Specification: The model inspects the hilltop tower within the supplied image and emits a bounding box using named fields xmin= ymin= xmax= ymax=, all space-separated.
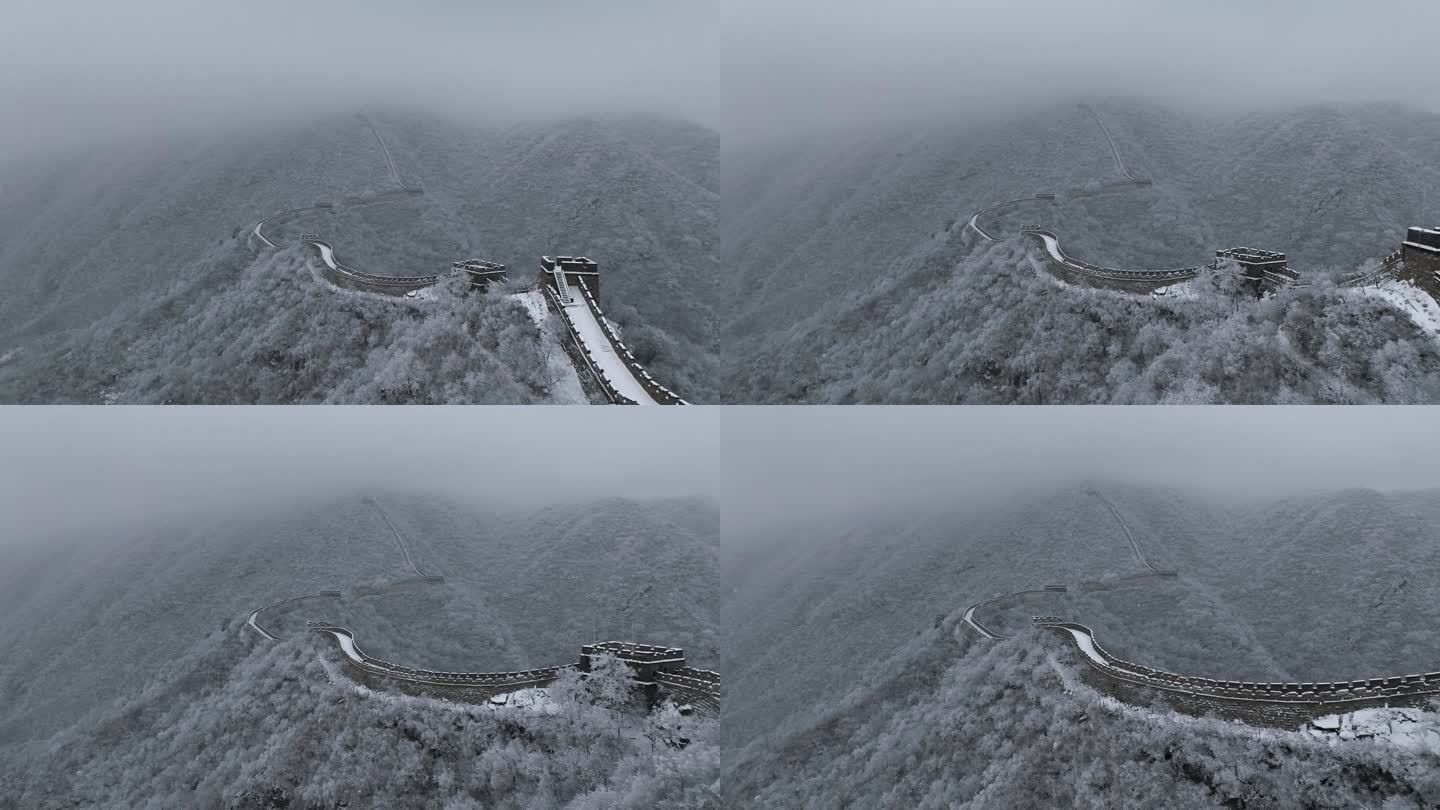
xmin=540 ymin=256 xmax=600 ymax=301
xmin=579 ymin=642 xmax=686 ymax=707
xmin=453 ymin=259 xmax=508 ymax=290
xmin=1216 ymin=247 xmax=1299 ymax=294
xmin=1400 ymin=226 xmax=1440 ymax=295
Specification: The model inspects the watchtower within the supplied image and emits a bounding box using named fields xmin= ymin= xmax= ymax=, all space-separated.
xmin=579 ymin=642 xmax=686 ymax=680
xmin=1401 ymin=226 xmax=1440 ymax=295
xmin=1216 ymin=247 xmax=1299 ymax=294
xmin=453 ymin=259 xmax=508 ymax=290
xmin=579 ymin=641 xmax=686 ymax=706
xmin=540 ymin=255 xmax=600 ymax=300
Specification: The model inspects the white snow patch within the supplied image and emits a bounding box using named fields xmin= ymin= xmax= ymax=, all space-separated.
xmin=967 ymin=211 xmax=996 ymax=241
xmin=565 ymin=297 xmax=658 ymax=404
xmin=510 ymin=290 xmax=589 ymax=404
xmin=486 ymin=687 xmax=562 ymax=716
xmin=1357 ymin=280 xmax=1440 ymax=338
xmin=1062 ymin=627 xmax=1106 ymax=667
xmin=1151 ymin=281 xmax=1198 ymax=301
xmin=328 ymin=630 xmax=364 ymax=664
xmin=1304 ymin=707 xmax=1440 ymax=752
xmin=513 ymin=290 xmax=549 ymax=326
xmin=253 ymin=219 xmax=278 ymax=248
xmin=313 ymin=241 xmax=339 ymax=269
xmin=0 ymin=349 xmax=17 ymax=365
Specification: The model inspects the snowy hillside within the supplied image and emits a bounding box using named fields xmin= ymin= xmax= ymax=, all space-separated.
xmin=0 ymin=111 xmax=717 ymax=403
xmin=726 ymin=628 xmax=1439 ymax=808
xmin=0 ymin=631 xmax=719 ymax=809
xmin=722 ymin=100 xmax=1440 ymax=403
xmin=724 ymin=484 xmax=1440 ymax=764
xmin=0 ymin=493 xmax=718 ymax=751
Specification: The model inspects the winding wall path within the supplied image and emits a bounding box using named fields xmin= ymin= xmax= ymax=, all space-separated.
xmin=1080 ymin=103 xmax=1144 ymax=183
xmin=959 ymin=493 xmax=1435 ymax=728
xmin=303 ymin=239 xmax=441 ymax=296
xmin=364 ymin=497 xmax=440 ymax=580
xmin=1096 ymin=493 xmax=1173 ymax=575
xmin=540 ymin=278 xmax=687 ymax=405
xmin=245 ymin=116 xmax=688 ymax=403
xmin=962 ymin=105 xmax=1409 ymax=297
xmin=243 ymin=498 xmax=716 ymax=713
xmin=358 ymin=114 xmax=423 ymax=193
xmin=1039 ymin=620 xmax=1440 ymax=728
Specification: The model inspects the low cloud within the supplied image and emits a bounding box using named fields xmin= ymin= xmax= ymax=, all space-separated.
xmin=0 ymin=406 xmax=718 ymax=546
xmin=725 ymin=0 xmax=1440 ymax=140
xmin=723 ymin=407 xmax=1440 ymax=539
xmin=0 ymin=0 xmax=716 ymax=160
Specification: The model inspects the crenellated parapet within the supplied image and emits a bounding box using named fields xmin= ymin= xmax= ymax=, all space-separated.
xmin=541 ymin=256 xmax=601 ymax=301
xmin=1399 ymin=226 xmax=1440 ymax=297
xmin=1035 ymin=619 xmax=1440 ymax=728
xmin=540 ymin=283 xmax=640 ymax=404
xmin=453 ymin=259 xmax=508 ymax=290
xmin=1340 ymin=249 xmax=1405 ymax=288
xmin=655 ymin=667 xmax=721 ymax=715
xmin=573 ymin=281 xmax=687 ymax=404
xmin=303 ymin=238 xmax=445 ymax=296
xmin=306 ymin=624 xmax=718 ymax=713
xmin=1021 ymin=226 xmax=1205 ymax=294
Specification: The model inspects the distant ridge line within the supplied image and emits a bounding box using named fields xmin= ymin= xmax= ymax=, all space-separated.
xmin=959 ymin=493 xmax=1432 ymax=727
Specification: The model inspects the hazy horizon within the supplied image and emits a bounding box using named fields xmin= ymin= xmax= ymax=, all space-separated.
xmin=723 ymin=407 xmax=1440 ymax=542
xmin=725 ymin=0 xmax=1440 ymax=143
xmin=0 ymin=406 xmax=719 ymax=547
xmin=0 ymin=0 xmax=717 ymax=163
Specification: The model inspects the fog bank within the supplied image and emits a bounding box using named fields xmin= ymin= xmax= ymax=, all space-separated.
xmin=0 ymin=406 xmax=718 ymax=545
xmin=723 ymin=407 xmax=1440 ymax=539
xmin=726 ymin=0 xmax=1440 ymax=141
xmin=0 ymin=0 xmax=715 ymax=161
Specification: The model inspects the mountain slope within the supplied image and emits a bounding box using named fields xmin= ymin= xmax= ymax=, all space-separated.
xmin=0 ymin=493 xmax=718 ymax=749
xmin=726 ymin=627 xmax=1440 ymax=808
xmin=722 ymin=100 xmax=1440 ymax=403
xmin=0 ymin=631 xmax=719 ymax=809
xmin=724 ymin=484 xmax=1440 ymax=759
xmin=304 ymin=494 xmax=721 ymax=672
xmin=721 ymin=235 xmax=1440 ymax=403
xmin=0 ymin=111 xmax=717 ymax=402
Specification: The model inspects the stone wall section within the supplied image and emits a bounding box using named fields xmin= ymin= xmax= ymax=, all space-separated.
xmin=574 ymin=280 xmax=687 ymax=404
xmin=1041 ymin=622 xmax=1440 ymax=728
xmin=540 ymin=284 xmax=639 ymax=404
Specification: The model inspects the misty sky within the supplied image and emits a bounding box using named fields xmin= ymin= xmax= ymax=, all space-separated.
xmin=0 ymin=407 xmax=717 ymax=545
xmin=727 ymin=0 xmax=1440 ymax=139
xmin=6 ymin=1 xmax=1437 ymax=157
xmin=0 ymin=0 xmax=715 ymax=159
xmin=723 ymin=407 xmax=1440 ymax=538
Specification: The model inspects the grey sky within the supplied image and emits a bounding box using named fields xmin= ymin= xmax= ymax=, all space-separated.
xmin=723 ymin=407 xmax=1440 ymax=539
xmin=0 ymin=0 xmax=715 ymax=159
xmin=726 ymin=0 xmax=1440 ymax=140
xmin=0 ymin=406 xmax=718 ymax=545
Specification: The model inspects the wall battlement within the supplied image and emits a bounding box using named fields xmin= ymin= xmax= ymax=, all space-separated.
xmin=303 ymin=239 xmax=444 ymax=296
xmin=1400 ymin=226 xmax=1440 ymax=297
xmin=307 ymin=624 xmax=718 ymax=713
xmin=1021 ymin=226 xmax=1204 ymax=294
xmin=540 ymin=283 xmax=640 ymax=404
xmin=1037 ymin=620 xmax=1440 ymax=728
xmin=541 ymin=255 xmax=601 ymax=300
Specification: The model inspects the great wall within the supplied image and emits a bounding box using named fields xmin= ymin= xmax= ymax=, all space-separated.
xmin=243 ymin=497 xmax=719 ymax=716
xmin=963 ymin=104 xmax=1440 ymax=302
xmin=248 ymin=114 xmax=687 ymax=405
xmin=959 ymin=492 xmax=1440 ymax=730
